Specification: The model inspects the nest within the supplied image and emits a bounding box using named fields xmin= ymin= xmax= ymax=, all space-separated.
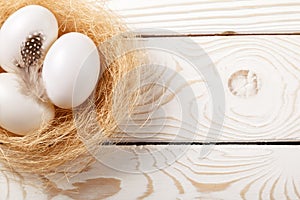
xmin=0 ymin=0 xmax=142 ymax=174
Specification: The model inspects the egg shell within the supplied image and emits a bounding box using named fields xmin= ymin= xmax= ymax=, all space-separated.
xmin=42 ymin=32 xmax=100 ymax=109
xmin=0 ymin=5 xmax=58 ymax=72
xmin=0 ymin=73 xmax=55 ymax=136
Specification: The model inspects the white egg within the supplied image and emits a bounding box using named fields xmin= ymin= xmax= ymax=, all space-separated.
xmin=0 ymin=5 xmax=58 ymax=72
xmin=0 ymin=73 xmax=55 ymax=136
xmin=42 ymin=32 xmax=100 ymax=109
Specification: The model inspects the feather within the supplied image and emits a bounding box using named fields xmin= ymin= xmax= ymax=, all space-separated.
xmin=14 ymin=32 xmax=50 ymax=103
xmin=15 ymin=63 xmax=49 ymax=103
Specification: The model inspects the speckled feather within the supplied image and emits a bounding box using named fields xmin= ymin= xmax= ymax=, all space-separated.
xmin=15 ymin=32 xmax=49 ymax=103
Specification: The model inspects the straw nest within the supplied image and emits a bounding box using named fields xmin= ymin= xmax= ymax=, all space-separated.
xmin=0 ymin=0 xmax=142 ymax=175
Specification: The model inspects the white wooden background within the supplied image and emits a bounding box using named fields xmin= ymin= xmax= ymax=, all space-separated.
xmin=2 ymin=0 xmax=300 ymax=199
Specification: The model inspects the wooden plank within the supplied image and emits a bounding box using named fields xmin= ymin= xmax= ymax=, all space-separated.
xmin=1 ymin=38 xmax=298 ymax=142
xmin=106 ymin=0 xmax=300 ymax=35
xmin=106 ymin=36 xmax=300 ymax=142
xmin=3 ymin=145 xmax=300 ymax=199
xmin=0 ymin=170 xmax=47 ymax=199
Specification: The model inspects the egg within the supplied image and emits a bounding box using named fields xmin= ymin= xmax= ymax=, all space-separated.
xmin=0 ymin=5 xmax=58 ymax=72
xmin=42 ymin=32 xmax=100 ymax=109
xmin=0 ymin=73 xmax=55 ymax=136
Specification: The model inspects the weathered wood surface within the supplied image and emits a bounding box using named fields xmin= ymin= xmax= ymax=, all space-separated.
xmin=2 ymin=36 xmax=300 ymax=200
xmin=2 ymin=1 xmax=300 ymax=199
xmin=109 ymin=36 xmax=300 ymax=142
xmin=2 ymin=145 xmax=300 ymax=200
xmin=106 ymin=0 xmax=300 ymax=35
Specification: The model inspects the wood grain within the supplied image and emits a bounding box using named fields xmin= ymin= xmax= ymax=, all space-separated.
xmin=3 ymin=145 xmax=300 ymax=200
xmin=2 ymin=1 xmax=300 ymax=199
xmin=106 ymin=0 xmax=300 ymax=35
xmin=106 ymin=36 xmax=300 ymax=142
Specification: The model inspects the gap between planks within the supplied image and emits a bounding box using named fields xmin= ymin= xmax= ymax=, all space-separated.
xmin=109 ymin=141 xmax=300 ymax=146
xmin=139 ymin=32 xmax=300 ymax=38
